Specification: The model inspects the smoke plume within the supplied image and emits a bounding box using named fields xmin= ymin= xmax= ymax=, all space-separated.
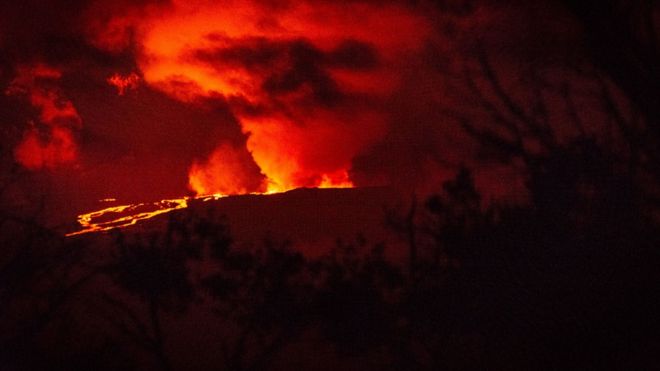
xmin=6 ymin=64 xmax=82 ymax=170
xmin=86 ymin=0 xmax=432 ymax=195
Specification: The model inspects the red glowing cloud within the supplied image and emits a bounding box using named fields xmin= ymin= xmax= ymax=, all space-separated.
xmin=188 ymin=142 xmax=266 ymax=196
xmin=107 ymin=72 xmax=141 ymax=95
xmin=6 ymin=64 xmax=82 ymax=170
xmin=88 ymin=0 xmax=432 ymax=195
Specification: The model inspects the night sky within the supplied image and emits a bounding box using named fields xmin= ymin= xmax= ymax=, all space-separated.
xmin=3 ymin=1 xmax=660 ymax=370
xmin=0 ymin=0 xmax=593 ymax=226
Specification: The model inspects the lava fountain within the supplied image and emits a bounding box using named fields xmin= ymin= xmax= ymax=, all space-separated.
xmin=86 ymin=0 xmax=430 ymax=195
xmin=5 ymin=1 xmax=434 ymax=237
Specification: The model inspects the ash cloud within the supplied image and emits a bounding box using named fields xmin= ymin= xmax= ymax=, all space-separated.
xmin=0 ymin=0 xmax=597 ymax=214
xmin=193 ymin=38 xmax=380 ymax=106
xmin=80 ymin=0 xmax=435 ymax=194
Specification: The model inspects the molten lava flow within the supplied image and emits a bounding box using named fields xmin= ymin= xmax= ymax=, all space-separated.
xmin=64 ymin=1 xmax=435 ymax=237
xmin=66 ymin=194 xmax=231 ymax=237
xmin=66 ymin=182 xmax=366 ymax=237
xmin=66 ymin=198 xmax=189 ymax=236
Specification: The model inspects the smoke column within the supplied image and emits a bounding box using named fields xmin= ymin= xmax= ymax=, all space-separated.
xmin=87 ymin=0 xmax=432 ymax=195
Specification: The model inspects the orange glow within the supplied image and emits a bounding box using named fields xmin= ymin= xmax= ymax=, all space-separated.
xmin=65 ymin=1 xmax=432 ymax=236
xmin=67 ymin=192 xmax=237 ymax=236
xmin=188 ymin=143 xmax=266 ymax=196
xmin=319 ymin=170 xmax=354 ymax=189
xmin=66 ymin=197 xmax=191 ymax=237
xmin=240 ymin=108 xmax=385 ymax=194
xmin=6 ymin=64 xmax=81 ymax=169
xmin=87 ymin=0 xmax=431 ymax=196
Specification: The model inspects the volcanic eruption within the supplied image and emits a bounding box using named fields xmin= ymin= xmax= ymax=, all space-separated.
xmin=5 ymin=0 xmax=445 ymax=235
xmin=87 ymin=0 xmax=431 ymax=196
xmin=2 ymin=0 xmax=527 ymax=235
xmin=6 ymin=1 xmax=660 ymax=370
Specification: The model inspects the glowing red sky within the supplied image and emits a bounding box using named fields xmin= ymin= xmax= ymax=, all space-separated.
xmin=88 ymin=0 xmax=437 ymax=195
xmin=0 ymin=0 xmax=590 ymax=224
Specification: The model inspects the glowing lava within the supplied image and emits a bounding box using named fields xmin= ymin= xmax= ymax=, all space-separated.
xmin=66 ymin=181 xmax=360 ymax=237
xmin=66 ymin=194 xmax=228 ymax=237
xmin=87 ymin=0 xmax=430 ymax=197
xmin=61 ymin=1 xmax=433 ymax=237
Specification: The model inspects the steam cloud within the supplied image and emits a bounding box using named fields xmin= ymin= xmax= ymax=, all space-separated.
xmin=1 ymin=0 xmax=554 ymax=205
xmin=85 ymin=0 xmax=433 ymax=195
xmin=6 ymin=65 xmax=82 ymax=169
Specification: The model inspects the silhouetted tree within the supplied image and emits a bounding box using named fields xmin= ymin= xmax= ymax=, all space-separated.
xmin=0 ymin=182 xmax=107 ymax=370
xmin=94 ymin=211 xmax=210 ymax=371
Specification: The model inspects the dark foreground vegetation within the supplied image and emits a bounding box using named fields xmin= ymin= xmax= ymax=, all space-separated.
xmin=2 ymin=148 xmax=660 ymax=370
xmin=3 ymin=1 xmax=660 ymax=369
